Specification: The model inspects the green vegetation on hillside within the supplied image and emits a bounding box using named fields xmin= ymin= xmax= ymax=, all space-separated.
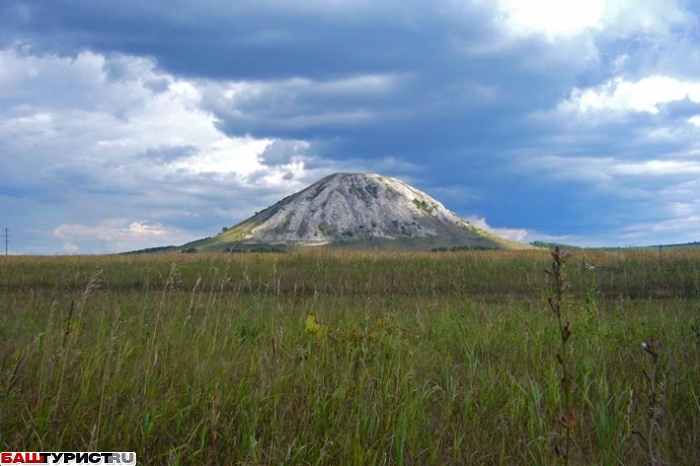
xmin=172 ymin=222 xmax=535 ymax=253
xmin=1 ymin=249 xmax=698 ymax=465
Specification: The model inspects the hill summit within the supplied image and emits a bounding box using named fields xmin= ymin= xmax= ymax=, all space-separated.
xmin=182 ymin=173 xmax=530 ymax=251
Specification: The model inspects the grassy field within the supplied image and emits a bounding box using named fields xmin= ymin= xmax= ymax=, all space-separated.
xmin=0 ymin=249 xmax=699 ymax=465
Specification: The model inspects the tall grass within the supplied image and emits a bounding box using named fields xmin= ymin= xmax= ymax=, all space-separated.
xmin=0 ymin=250 xmax=698 ymax=464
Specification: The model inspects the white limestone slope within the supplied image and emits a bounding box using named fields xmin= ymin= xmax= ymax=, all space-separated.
xmin=244 ymin=172 xmax=477 ymax=245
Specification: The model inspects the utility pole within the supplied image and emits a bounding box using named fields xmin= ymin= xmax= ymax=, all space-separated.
xmin=3 ymin=227 xmax=8 ymax=256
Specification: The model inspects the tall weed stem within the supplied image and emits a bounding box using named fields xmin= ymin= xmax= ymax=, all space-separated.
xmin=546 ymin=247 xmax=576 ymax=464
xmin=639 ymin=338 xmax=665 ymax=466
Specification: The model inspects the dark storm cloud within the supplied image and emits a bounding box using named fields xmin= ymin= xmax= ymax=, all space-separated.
xmin=3 ymin=0 xmax=546 ymax=162
xmin=1 ymin=0 xmax=588 ymax=158
xmin=1 ymin=0 xmax=468 ymax=79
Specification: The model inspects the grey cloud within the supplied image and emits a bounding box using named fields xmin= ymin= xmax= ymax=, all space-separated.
xmin=258 ymin=140 xmax=309 ymax=166
xmin=140 ymin=145 xmax=197 ymax=163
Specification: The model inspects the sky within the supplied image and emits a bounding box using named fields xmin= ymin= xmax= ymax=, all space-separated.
xmin=2 ymin=0 xmax=700 ymax=253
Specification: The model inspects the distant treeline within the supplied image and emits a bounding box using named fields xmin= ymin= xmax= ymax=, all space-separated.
xmin=530 ymin=241 xmax=582 ymax=250
xmin=181 ymin=245 xmax=288 ymax=254
xmin=120 ymin=245 xmax=176 ymax=255
xmin=431 ymin=245 xmax=499 ymax=252
xmin=225 ymin=245 xmax=288 ymax=254
xmin=640 ymin=241 xmax=700 ymax=250
xmin=530 ymin=240 xmax=700 ymax=251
